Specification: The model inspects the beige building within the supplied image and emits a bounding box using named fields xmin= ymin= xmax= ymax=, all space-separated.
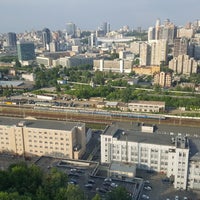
xmin=169 ymin=55 xmax=198 ymax=75
xmin=0 ymin=117 xmax=86 ymax=159
xmin=154 ymin=72 xmax=172 ymax=88
xmin=150 ymin=39 xmax=168 ymax=66
xmin=128 ymin=100 xmax=165 ymax=113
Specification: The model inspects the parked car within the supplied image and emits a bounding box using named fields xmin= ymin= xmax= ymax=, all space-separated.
xmin=144 ymin=186 xmax=152 ymax=191
xmin=88 ymin=179 xmax=95 ymax=184
xmin=142 ymin=194 xmax=150 ymax=199
xmin=104 ymin=178 xmax=112 ymax=182
xmin=85 ymin=184 xmax=93 ymax=189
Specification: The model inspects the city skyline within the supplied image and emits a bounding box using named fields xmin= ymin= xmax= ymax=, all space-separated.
xmin=0 ymin=0 xmax=199 ymax=33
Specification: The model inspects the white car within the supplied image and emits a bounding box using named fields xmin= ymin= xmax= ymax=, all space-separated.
xmin=142 ymin=194 xmax=150 ymax=199
xmin=175 ymin=196 xmax=179 ymax=200
xmin=104 ymin=177 xmax=112 ymax=182
xmin=144 ymin=186 xmax=152 ymax=191
xmin=110 ymin=182 xmax=118 ymax=188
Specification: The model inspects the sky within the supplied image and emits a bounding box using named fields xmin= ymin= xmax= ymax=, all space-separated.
xmin=0 ymin=0 xmax=199 ymax=33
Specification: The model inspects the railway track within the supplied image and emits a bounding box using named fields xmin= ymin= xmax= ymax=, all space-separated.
xmin=0 ymin=105 xmax=200 ymax=127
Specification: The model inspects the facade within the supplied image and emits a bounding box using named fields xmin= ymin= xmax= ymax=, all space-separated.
xmin=140 ymin=42 xmax=151 ymax=66
xmin=153 ymin=72 xmax=172 ymax=88
xmin=42 ymin=28 xmax=51 ymax=51
xmin=169 ymin=55 xmax=198 ymax=75
xmin=100 ymin=123 xmax=200 ymax=190
xmin=150 ymin=39 xmax=168 ymax=66
xmin=93 ymin=59 xmax=133 ymax=73
xmin=0 ymin=117 xmax=86 ymax=160
xmin=173 ymin=38 xmax=188 ymax=58
xmin=128 ymin=100 xmax=165 ymax=113
xmin=17 ymin=41 xmax=35 ymax=63
xmin=66 ymin=22 xmax=76 ymax=37
xmin=6 ymin=32 xmax=17 ymax=47
xmin=58 ymin=56 xmax=93 ymax=68
xmin=132 ymin=65 xmax=160 ymax=76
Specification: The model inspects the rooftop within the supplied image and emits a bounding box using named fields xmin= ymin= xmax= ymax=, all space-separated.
xmin=0 ymin=117 xmax=85 ymax=131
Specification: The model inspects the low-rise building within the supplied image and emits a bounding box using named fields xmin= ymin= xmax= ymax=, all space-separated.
xmin=0 ymin=117 xmax=86 ymax=160
xmin=128 ymin=101 xmax=165 ymax=113
xmin=101 ymin=122 xmax=200 ymax=190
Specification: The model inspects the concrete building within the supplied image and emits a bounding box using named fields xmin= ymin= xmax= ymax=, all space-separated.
xmin=58 ymin=56 xmax=93 ymax=68
xmin=93 ymin=59 xmax=133 ymax=73
xmin=177 ymin=28 xmax=194 ymax=39
xmin=0 ymin=117 xmax=86 ymax=159
xmin=173 ymin=38 xmax=188 ymax=58
xmin=140 ymin=42 xmax=151 ymax=66
xmin=101 ymin=122 xmax=200 ymax=190
xmin=169 ymin=55 xmax=198 ymax=75
xmin=128 ymin=100 xmax=165 ymax=113
xmin=150 ymin=40 xmax=168 ymax=66
xmin=153 ymin=72 xmax=172 ymax=88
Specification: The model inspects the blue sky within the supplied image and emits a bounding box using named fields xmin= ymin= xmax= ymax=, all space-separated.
xmin=0 ymin=0 xmax=199 ymax=33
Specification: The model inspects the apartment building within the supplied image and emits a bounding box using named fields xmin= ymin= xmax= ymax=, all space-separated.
xmin=169 ymin=55 xmax=198 ymax=75
xmin=101 ymin=123 xmax=200 ymax=190
xmin=153 ymin=71 xmax=172 ymax=88
xmin=128 ymin=100 xmax=165 ymax=113
xmin=0 ymin=117 xmax=86 ymax=159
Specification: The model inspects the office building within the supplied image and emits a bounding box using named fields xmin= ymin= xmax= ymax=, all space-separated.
xmin=93 ymin=59 xmax=133 ymax=73
xmin=17 ymin=41 xmax=35 ymax=64
xmin=101 ymin=122 xmax=200 ymax=190
xmin=66 ymin=22 xmax=76 ymax=37
xmin=6 ymin=32 xmax=17 ymax=47
xmin=42 ymin=28 xmax=51 ymax=51
xmin=0 ymin=117 xmax=86 ymax=159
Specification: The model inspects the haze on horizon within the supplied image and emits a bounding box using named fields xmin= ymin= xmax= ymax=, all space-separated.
xmin=0 ymin=0 xmax=199 ymax=33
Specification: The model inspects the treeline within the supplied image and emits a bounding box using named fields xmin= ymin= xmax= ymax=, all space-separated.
xmin=0 ymin=162 xmax=131 ymax=200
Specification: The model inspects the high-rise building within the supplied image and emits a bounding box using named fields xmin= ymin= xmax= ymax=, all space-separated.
xmin=42 ymin=28 xmax=51 ymax=51
xmin=6 ymin=32 xmax=17 ymax=47
xmin=173 ymin=38 xmax=188 ymax=57
xmin=17 ymin=40 xmax=35 ymax=63
xmin=153 ymin=71 xmax=172 ymax=87
xmin=66 ymin=22 xmax=76 ymax=37
xmin=139 ymin=42 xmax=151 ymax=66
xmin=148 ymin=27 xmax=155 ymax=41
xmin=150 ymin=39 xmax=168 ymax=66
xmin=100 ymin=22 xmax=110 ymax=36
xmin=169 ymin=54 xmax=198 ymax=75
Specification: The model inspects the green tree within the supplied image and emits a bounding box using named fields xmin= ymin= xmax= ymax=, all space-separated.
xmin=92 ymin=193 xmax=101 ymax=200
xmin=105 ymin=186 xmax=131 ymax=200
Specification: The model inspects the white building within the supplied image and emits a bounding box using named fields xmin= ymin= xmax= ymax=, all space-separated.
xmin=101 ymin=123 xmax=200 ymax=190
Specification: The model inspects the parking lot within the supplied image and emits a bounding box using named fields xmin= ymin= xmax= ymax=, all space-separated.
xmin=137 ymin=169 xmax=200 ymax=200
xmin=35 ymin=156 xmax=143 ymax=199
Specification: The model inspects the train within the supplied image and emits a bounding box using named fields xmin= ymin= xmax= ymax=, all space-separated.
xmin=33 ymin=105 xmax=166 ymax=120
